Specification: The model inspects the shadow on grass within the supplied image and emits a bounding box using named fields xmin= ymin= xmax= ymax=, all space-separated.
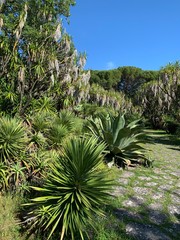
xmin=103 ymin=195 xmax=180 ymax=240
xmin=144 ymin=130 xmax=180 ymax=147
xmin=168 ymin=147 xmax=180 ymax=151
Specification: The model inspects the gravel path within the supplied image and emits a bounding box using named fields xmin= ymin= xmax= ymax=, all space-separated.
xmin=112 ymin=131 xmax=180 ymax=240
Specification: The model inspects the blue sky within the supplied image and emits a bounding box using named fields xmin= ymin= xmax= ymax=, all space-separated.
xmin=64 ymin=0 xmax=180 ymax=71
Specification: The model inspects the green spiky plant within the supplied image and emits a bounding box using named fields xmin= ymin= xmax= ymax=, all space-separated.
xmin=8 ymin=162 xmax=26 ymax=188
xmin=31 ymin=111 xmax=55 ymax=133
xmin=57 ymin=110 xmax=84 ymax=135
xmin=25 ymin=137 xmax=113 ymax=240
xmin=0 ymin=117 xmax=27 ymax=163
xmin=47 ymin=124 xmax=69 ymax=149
xmin=46 ymin=110 xmax=84 ymax=149
xmin=31 ymin=96 xmax=56 ymax=114
xmin=0 ymin=162 xmax=8 ymax=190
xmin=87 ymin=113 xmax=148 ymax=167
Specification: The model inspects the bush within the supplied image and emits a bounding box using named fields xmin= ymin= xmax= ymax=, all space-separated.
xmin=87 ymin=113 xmax=148 ymax=167
xmin=0 ymin=116 xmax=27 ymax=163
xmin=25 ymin=137 xmax=113 ymax=240
xmin=163 ymin=115 xmax=180 ymax=134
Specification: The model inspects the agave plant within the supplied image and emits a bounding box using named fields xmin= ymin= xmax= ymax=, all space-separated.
xmin=87 ymin=113 xmax=147 ymax=167
xmin=0 ymin=117 xmax=27 ymax=163
xmin=25 ymin=137 xmax=112 ymax=240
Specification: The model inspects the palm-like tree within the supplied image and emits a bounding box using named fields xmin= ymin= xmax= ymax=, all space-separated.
xmin=25 ymin=137 xmax=112 ymax=240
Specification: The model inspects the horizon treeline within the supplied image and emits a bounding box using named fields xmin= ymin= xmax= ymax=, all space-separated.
xmin=90 ymin=66 xmax=159 ymax=94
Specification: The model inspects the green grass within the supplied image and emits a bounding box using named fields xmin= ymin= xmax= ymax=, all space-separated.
xmin=89 ymin=130 xmax=180 ymax=240
xmin=0 ymin=194 xmax=22 ymax=240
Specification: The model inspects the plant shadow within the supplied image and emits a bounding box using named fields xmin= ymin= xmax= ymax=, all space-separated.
xmin=145 ymin=130 xmax=180 ymax=147
xmin=103 ymin=195 xmax=180 ymax=240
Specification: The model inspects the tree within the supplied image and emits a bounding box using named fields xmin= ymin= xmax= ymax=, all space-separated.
xmin=118 ymin=66 xmax=158 ymax=96
xmin=159 ymin=62 xmax=180 ymax=112
xmin=90 ymin=69 xmax=121 ymax=90
xmin=0 ymin=0 xmax=91 ymax=115
xmin=135 ymin=62 xmax=180 ymax=128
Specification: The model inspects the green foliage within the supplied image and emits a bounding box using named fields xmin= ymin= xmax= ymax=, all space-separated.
xmin=87 ymin=113 xmax=147 ymax=167
xmin=31 ymin=96 xmax=56 ymax=114
xmin=90 ymin=67 xmax=158 ymax=95
xmin=90 ymin=69 xmax=121 ymax=90
xmin=135 ymin=62 xmax=180 ymax=128
xmin=29 ymin=131 xmax=47 ymax=148
xmin=0 ymin=117 xmax=27 ymax=163
xmin=163 ymin=115 xmax=180 ymax=134
xmin=25 ymin=137 xmax=112 ymax=240
xmin=31 ymin=111 xmax=54 ymax=133
xmin=118 ymin=66 xmax=158 ymax=95
xmin=47 ymin=123 xmax=69 ymax=149
xmin=79 ymin=103 xmax=116 ymax=118
xmin=8 ymin=162 xmax=26 ymax=188
xmin=0 ymin=162 xmax=8 ymax=190
xmin=0 ymin=0 xmax=92 ymax=115
xmin=57 ymin=110 xmax=76 ymax=131
xmin=28 ymin=150 xmax=54 ymax=179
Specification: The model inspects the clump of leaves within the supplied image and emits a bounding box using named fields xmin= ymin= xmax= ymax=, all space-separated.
xmin=25 ymin=137 xmax=113 ymax=240
xmin=0 ymin=117 xmax=27 ymax=163
xmin=87 ymin=113 xmax=148 ymax=167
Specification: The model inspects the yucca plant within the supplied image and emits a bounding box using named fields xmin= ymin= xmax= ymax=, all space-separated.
xmin=29 ymin=150 xmax=53 ymax=178
xmin=87 ymin=113 xmax=147 ymax=167
xmin=57 ymin=110 xmax=75 ymax=131
xmin=8 ymin=162 xmax=26 ymax=188
xmin=31 ymin=96 xmax=56 ymax=114
xmin=47 ymin=124 xmax=69 ymax=149
xmin=29 ymin=131 xmax=47 ymax=149
xmin=25 ymin=137 xmax=113 ymax=240
xmin=0 ymin=117 xmax=27 ymax=163
xmin=57 ymin=110 xmax=84 ymax=135
xmin=31 ymin=111 xmax=54 ymax=133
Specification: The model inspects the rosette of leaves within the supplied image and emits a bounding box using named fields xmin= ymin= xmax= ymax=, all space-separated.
xmin=25 ymin=137 xmax=112 ymax=240
xmin=47 ymin=123 xmax=69 ymax=149
xmin=0 ymin=117 xmax=27 ymax=163
xmin=87 ymin=113 xmax=147 ymax=167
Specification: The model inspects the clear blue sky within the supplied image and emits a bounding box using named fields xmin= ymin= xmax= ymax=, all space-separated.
xmin=64 ymin=0 xmax=180 ymax=71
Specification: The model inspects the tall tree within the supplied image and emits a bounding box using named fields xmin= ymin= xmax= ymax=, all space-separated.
xmin=135 ymin=62 xmax=180 ymax=127
xmin=0 ymin=0 xmax=91 ymax=115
